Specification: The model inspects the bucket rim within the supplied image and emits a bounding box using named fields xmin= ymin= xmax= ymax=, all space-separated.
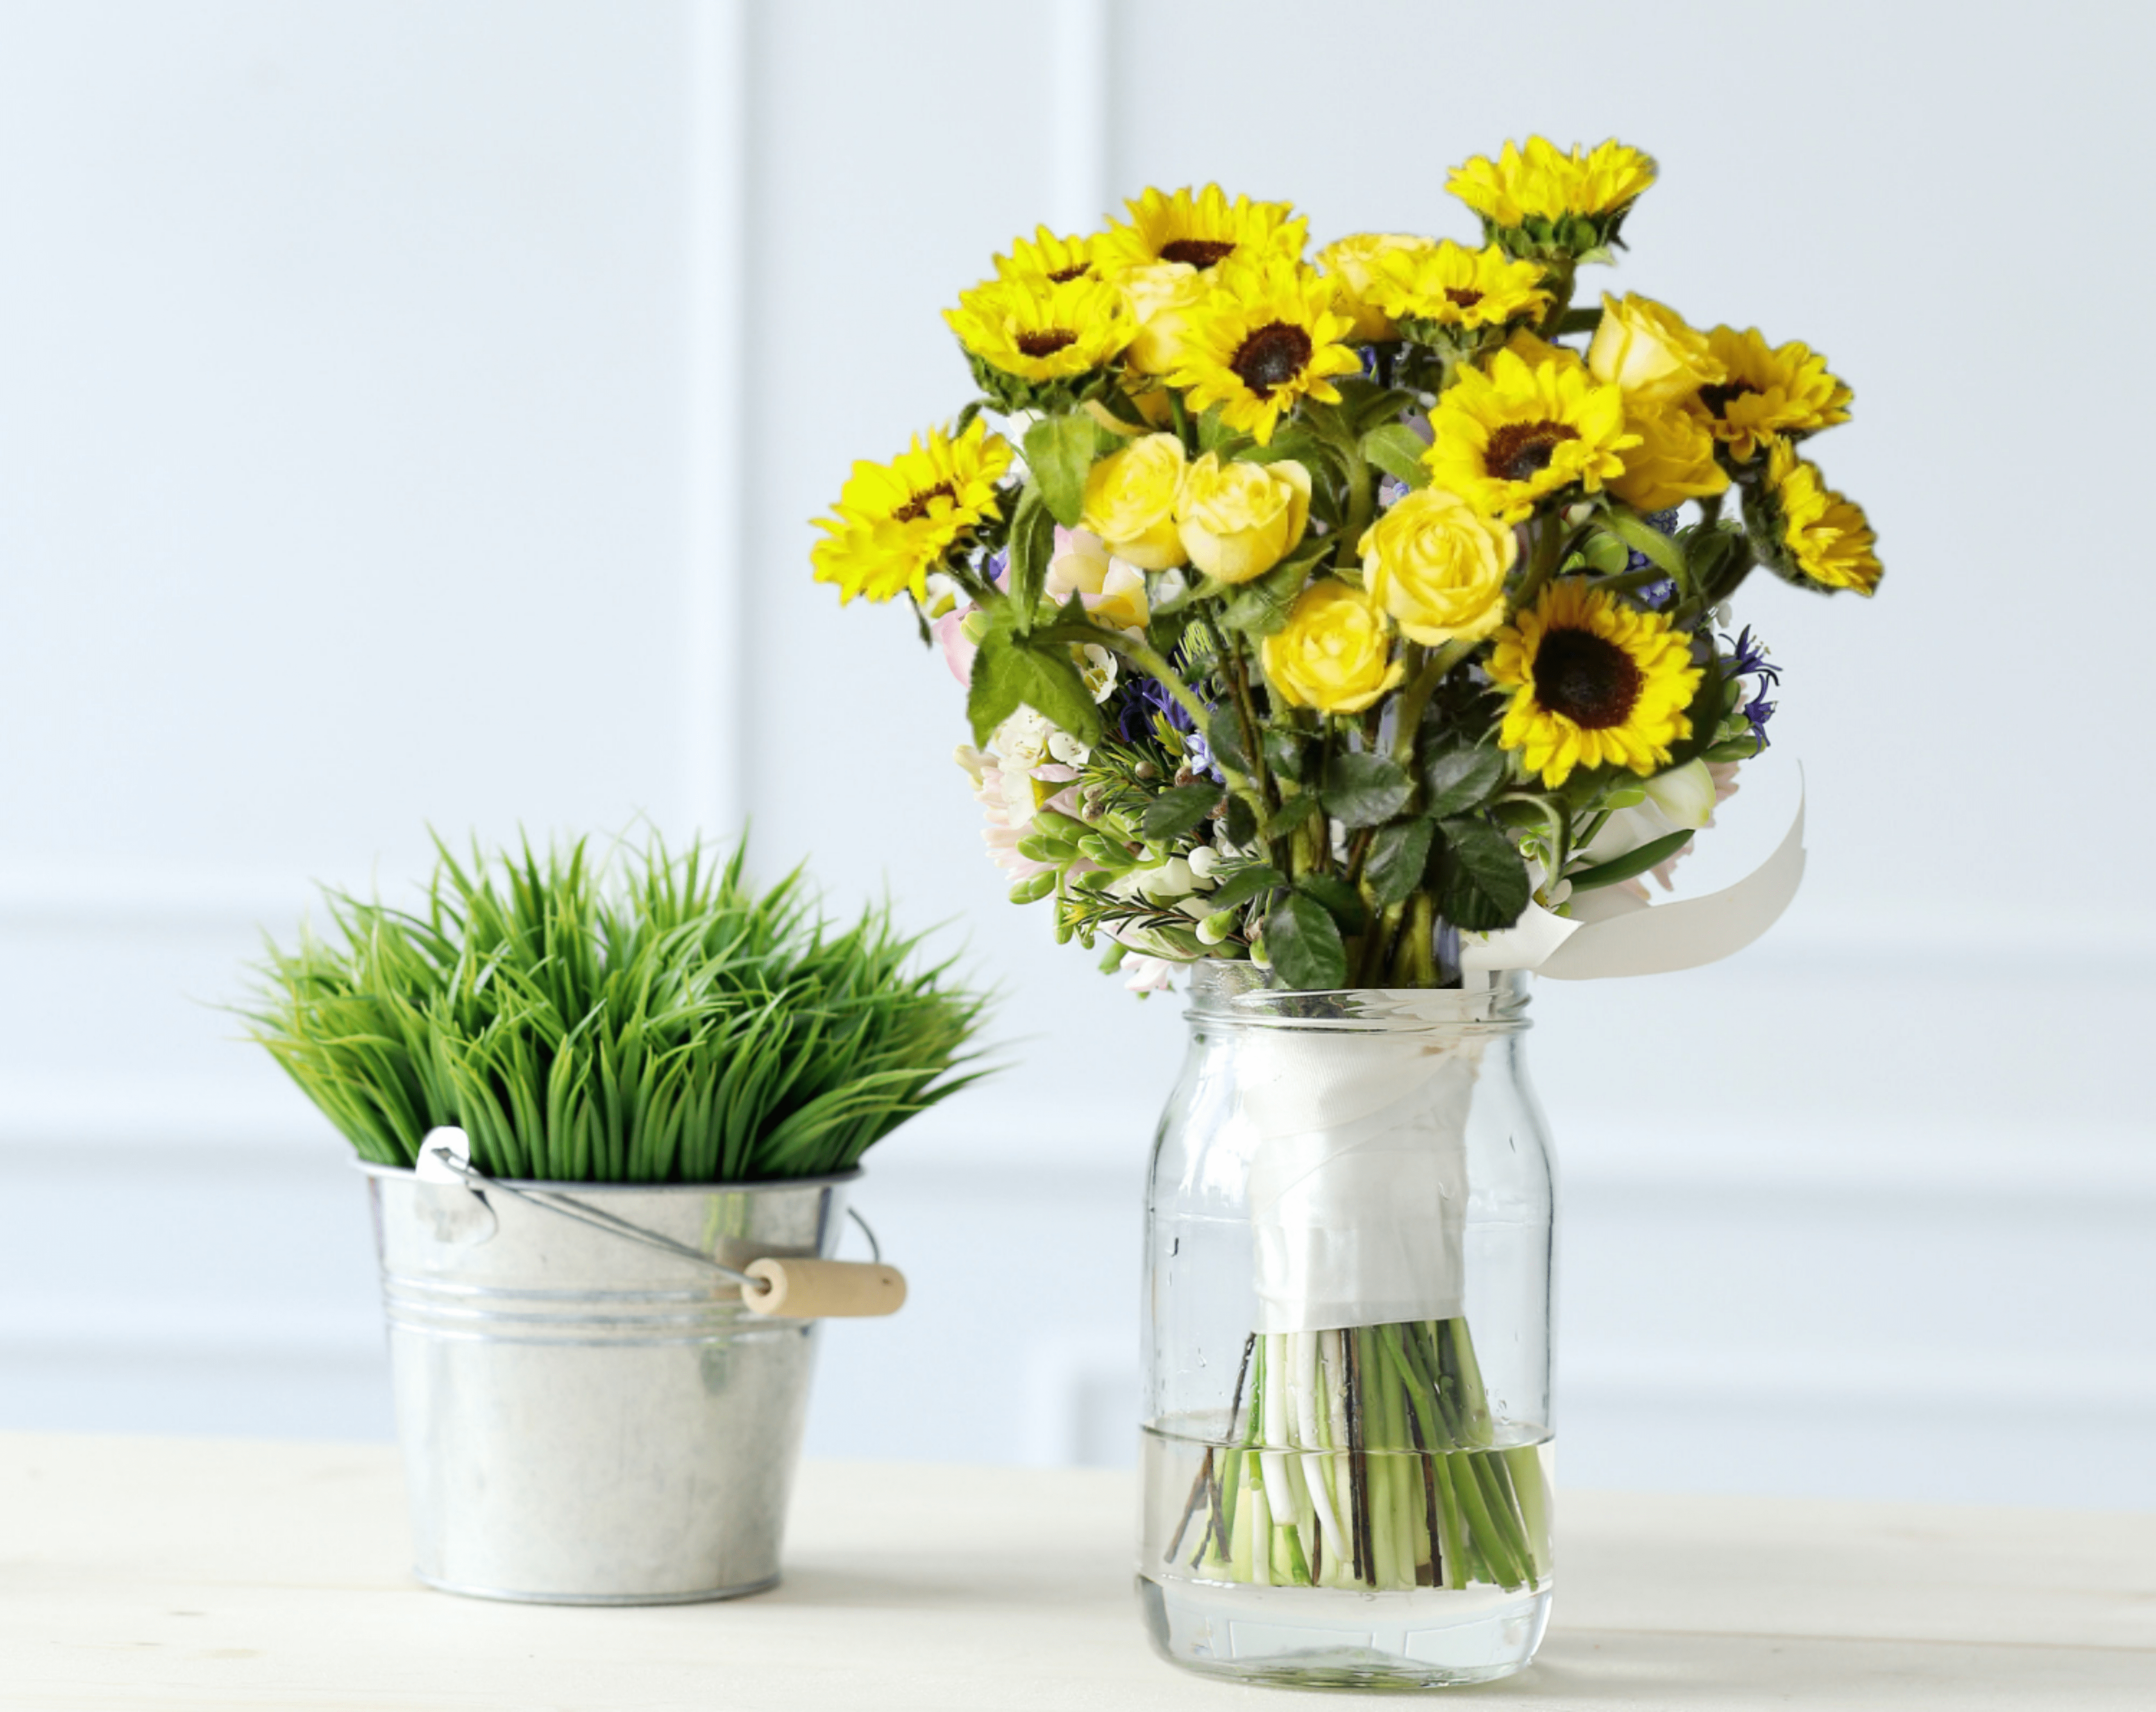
xmin=354 ymin=1160 xmax=864 ymax=1194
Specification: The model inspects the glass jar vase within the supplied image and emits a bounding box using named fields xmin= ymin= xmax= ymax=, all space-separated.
xmin=1137 ymin=963 xmax=1556 ymax=1689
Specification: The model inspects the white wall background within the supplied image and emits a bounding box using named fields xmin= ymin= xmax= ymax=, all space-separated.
xmin=1 ymin=0 xmax=2150 ymax=1507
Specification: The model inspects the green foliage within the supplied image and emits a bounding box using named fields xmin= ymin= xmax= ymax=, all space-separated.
xmin=1265 ymin=892 xmax=1349 ymax=990
xmin=1022 ymin=414 xmax=1099 ymax=529
xmin=242 ymin=835 xmax=992 ymax=1184
xmin=1430 ymin=818 xmax=1534 ymax=931
xmin=1320 ymin=752 xmax=1412 ymax=828
xmin=1566 ymin=827 xmax=1696 ymax=893
xmin=966 ymin=618 xmax=1103 ymax=748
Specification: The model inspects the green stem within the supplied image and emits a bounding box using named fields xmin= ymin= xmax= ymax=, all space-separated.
xmin=1389 ymin=639 xmax=1476 ymax=769
xmin=1337 ymin=443 xmax=1374 ymax=573
xmin=1508 ymin=515 xmax=1569 ymax=619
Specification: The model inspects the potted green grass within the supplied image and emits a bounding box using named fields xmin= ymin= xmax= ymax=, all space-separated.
xmin=245 ymin=834 xmax=988 ymax=1604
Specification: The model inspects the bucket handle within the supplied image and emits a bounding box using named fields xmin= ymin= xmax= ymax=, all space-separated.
xmin=416 ymin=1128 xmax=906 ymax=1319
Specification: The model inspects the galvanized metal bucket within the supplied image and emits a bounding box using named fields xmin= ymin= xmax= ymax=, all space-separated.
xmin=361 ymin=1163 xmax=855 ymax=1604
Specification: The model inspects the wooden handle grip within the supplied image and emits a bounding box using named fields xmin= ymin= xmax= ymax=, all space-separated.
xmin=741 ymin=1257 xmax=907 ymax=1319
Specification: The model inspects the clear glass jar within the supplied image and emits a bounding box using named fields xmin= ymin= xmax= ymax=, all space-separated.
xmin=1137 ymin=963 xmax=1555 ymax=1689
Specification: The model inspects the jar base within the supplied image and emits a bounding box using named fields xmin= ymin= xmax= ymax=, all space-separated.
xmin=1137 ymin=1574 xmax=1551 ymax=1689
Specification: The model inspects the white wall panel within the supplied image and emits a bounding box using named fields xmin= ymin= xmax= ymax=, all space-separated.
xmin=0 ymin=0 xmax=2148 ymax=1515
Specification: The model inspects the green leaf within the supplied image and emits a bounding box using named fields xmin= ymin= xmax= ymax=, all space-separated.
xmin=1206 ymin=864 xmax=1286 ymax=912
xmin=1421 ymin=743 xmax=1507 ymax=818
xmin=1578 ymin=529 xmax=1631 ymax=575
xmin=1565 ymin=827 xmax=1695 ymax=892
xmin=1263 ymin=727 xmax=1309 ymax=784
xmin=1140 ymin=782 xmax=1223 ymax=841
xmin=1005 ymin=487 xmax=1057 ymax=629
xmin=1217 ymin=537 xmax=1327 ymax=637
xmin=1266 ymin=893 xmax=1348 ymax=990
xmin=1295 ymin=873 xmax=1367 ymax=934
xmin=1432 ymin=817 xmax=1532 ymax=932
xmin=1022 ymin=414 xmax=1098 ymax=529
xmin=1261 ymin=792 xmax=1318 ymax=840
xmin=1244 ymin=427 xmax=1330 ymax=471
xmin=1320 ymin=752 xmax=1412 ymax=828
xmin=1207 ymin=709 xmax=1254 ymax=777
xmin=1599 ymin=507 xmax=1685 ymax=583
xmin=966 ymin=636 xmax=1102 ymax=748
xmin=1360 ymin=423 xmax=1432 ymax=491
xmin=1223 ymin=796 xmax=1258 ymax=847
xmin=1335 ymin=378 xmax=1419 ymax=435
xmin=1364 ymin=818 xmax=1434 ymax=910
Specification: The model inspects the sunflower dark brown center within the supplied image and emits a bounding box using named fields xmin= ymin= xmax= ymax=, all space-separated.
xmin=1484 ymin=419 xmax=1580 ymax=483
xmin=892 ymin=482 xmax=955 ymax=524
xmin=1231 ymin=322 xmax=1314 ymax=398
xmin=1046 ymin=263 xmax=1091 ymax=283
xmin=1697 ymin=379 xmax=1758 ymax=419
xmin=1443 ymin=286 xmax=1485 ymax=308
xmin=1159 ymin=238 xmax=1236 ymax=268
xmin=1016 ymin=329 xmax=1078 ymax=358
xmin=1533 ymin=627 xmax=1642 ymax=730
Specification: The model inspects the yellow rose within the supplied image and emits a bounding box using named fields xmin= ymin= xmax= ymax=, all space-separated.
xmin=1588 ymin=294 xmax=1723 ymax=409
xmin=1262 ymin=581 xmax=1405 ymax=714
xmin=1118 ymin=261 xmax=1211 ymax=376
xmin=1610 ymin=403 xmax=1730 ymax=512
xmin=1316 ymin=232 xmax=1434 ymax=341
xmin=1358 ymin=487 xmax=1517 ymax=646
xmin=1175 ymin=453 xmax=1313 ymax=585
xmin=1079 ymin=433 xmax=1188 ymax=570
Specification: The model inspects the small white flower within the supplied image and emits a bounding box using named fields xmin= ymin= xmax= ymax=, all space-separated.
xmin=1047 ymin=731 xmax=1091 ymax=767
xmin=1187 ymin=844 xmax=1221 ymax=880
xmin=1079 ymin=643 xmax=1118 ymax=703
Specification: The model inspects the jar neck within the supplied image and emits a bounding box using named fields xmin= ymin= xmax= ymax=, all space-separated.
xmin=1183 ymin=961 xmax=1531 ymax=1033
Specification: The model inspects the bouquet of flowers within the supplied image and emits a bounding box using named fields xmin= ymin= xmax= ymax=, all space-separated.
xmin=815 ymin=137 xmax=1879 ymax=1604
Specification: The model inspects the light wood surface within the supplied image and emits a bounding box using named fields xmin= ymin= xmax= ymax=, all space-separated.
xmin=2 ymin=1432 xmax=2150 ymax=1709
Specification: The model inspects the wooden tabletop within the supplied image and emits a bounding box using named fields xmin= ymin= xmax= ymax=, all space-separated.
xmin=2 ymin=1433 xmax=2150 ymax=1709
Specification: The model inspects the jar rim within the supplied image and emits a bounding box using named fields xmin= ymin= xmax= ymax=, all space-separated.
xmin=1182 ymin=961 xmax=1531 ymax=1031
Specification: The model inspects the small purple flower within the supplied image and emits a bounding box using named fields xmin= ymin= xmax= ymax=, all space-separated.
xmin=1720 ymin=625 xmax=1781 ymax=748
xmin=1637 ymin=577 xmax=1678 ymax=610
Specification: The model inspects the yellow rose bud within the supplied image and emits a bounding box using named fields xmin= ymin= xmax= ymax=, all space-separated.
xmin=1079 ymin=433 xmax=1188 ymax=570
xmin=1316 ymin=232 xmax=1435 ymax=342
xmin=1119 ymin=261 xmax=1210 ymax=376
xmin=1261 ymin=581 xmax=1406 ymax=715
xmin=1609 ymin=403 xmax=1729 ymax=513
xmin=1588 ymin=293 xmax=1724 ymax=409
xmin=1358 ymin=486 xmax=1517 ymax=646
xmin=1175 ymin=454 xmax=1312 ymax=585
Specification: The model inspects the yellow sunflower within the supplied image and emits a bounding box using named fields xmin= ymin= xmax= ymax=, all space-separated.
xmin=1166 ymin=258 xmax=1363 ymax=444
xmin=1096 ymin=184 xmax=1307 ymax=278
xmin=1361 ymin=239 xmax=1552 ymax=335
xmin=1695 ymin=327 xmax=1854 ymax=461
xmin=810 ymin=419 xmax=1013 ymax=605
xmin=1448 ymin=138 xmax=1657 ymax=227
xmin=1763 ymin=440 xmax=1882 ymax=595
xmin=1422 ymin=348 xmax=1639 ymax=522
xmin=945 ymin=272 xmax=1135 ymax=383
xmin=1488 ymin=580 xmax=1702 ymax=787
xmin=993 ymin=225 xmax=1102 ymax=285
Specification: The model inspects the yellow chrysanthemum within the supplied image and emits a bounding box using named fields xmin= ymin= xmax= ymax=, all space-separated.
xmin=1448 ymin=138 xmax=1658 ymax=227
xmin=1422 ymin=348 xmax=1639 ymax=522
xmin=1166 ymin=258 xmax=1363 ymax=444
xmin=945 ymin=272 xmax=1135 ymax=383
xmin=1695 ymin=327 xmax=1854 ymax=461
xmin=810 ymin=419 xmax=1012 ymax=605
xmin=1096 ymin=184 xmax=1307 ymax=279
xmin=1315 ymin=233 xmax=1436 ymax=341
xmin=1488 ymin=579 xmax=1701 ymax=787
xmin=1765 ymin=440 xmax=1882 ymax=596
xmin=993 ymin=225 xmax=1102 ymax=285
xmin=1361 ymin=239 xmax=1552 ymax=334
